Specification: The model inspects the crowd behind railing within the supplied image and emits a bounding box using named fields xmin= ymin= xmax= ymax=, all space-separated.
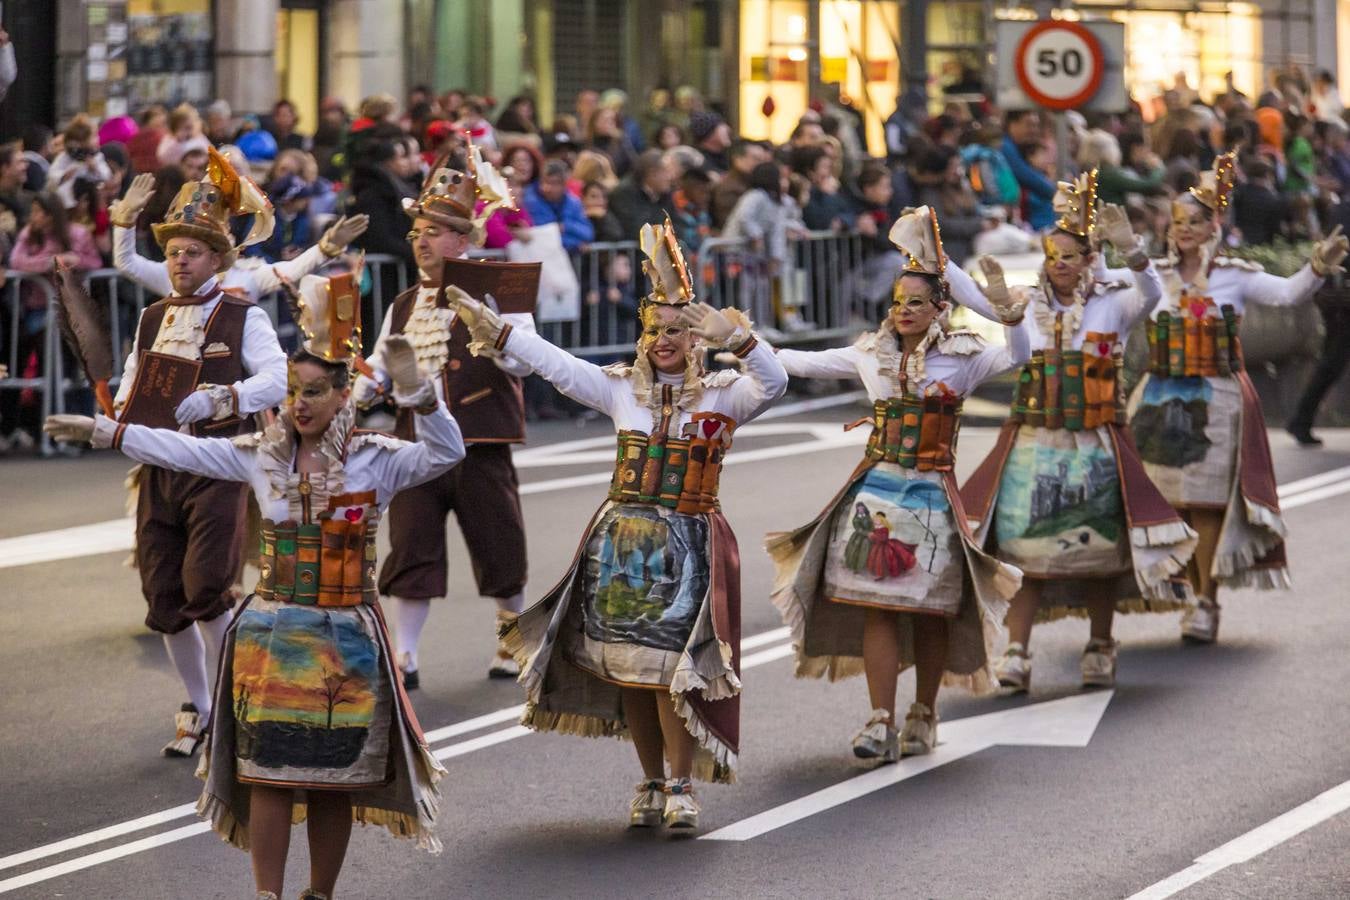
xmin=4 ymin=63 xmax=1350 ymax=452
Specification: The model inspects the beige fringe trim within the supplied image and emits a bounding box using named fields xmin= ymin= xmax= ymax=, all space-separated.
xmin=1036 ymin=595 xmax=1190 ymax=624
xmin=668 ymin=640 xmax=742 ymax=702
xmin=671 ymin=690 xmax=738 ymax=785
xmin=497 ymin=614 xmax=542 ymax=696
xmin=1213 ymin=499 xmax=1291 ymax=591
xmin=196 ymin=792 xmax=444 ymax=854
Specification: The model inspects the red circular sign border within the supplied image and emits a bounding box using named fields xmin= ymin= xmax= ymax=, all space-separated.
xmin=1014 ymin=20 xmax=1105 ymax=111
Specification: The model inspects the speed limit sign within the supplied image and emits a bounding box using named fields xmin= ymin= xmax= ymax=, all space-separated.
xmin=1013 ymin=20 xmax=1104 ymax=110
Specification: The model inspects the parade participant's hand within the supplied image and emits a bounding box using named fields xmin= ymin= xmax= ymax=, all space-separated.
xmin=109 ymin=173 xmax=156 ymax=227
xmin=43 ymin=414 xmax=95 ymax=444
xmin=679 ymin=302 xmax=743 ymax=348
xmin=383 ymin=334 xmax=425 ymax=397
xmin=1098 ymin=203 xmax=1149 ymax=270
xmin=174 ymin=388 xmax=218 ymax=425
xmin=1313 ymin=225 xmax=1349 ymax=276
xmin=446 ymin=286 xmax=507 ymax=356
xmin=979 ymin=256 xmax=1027 ymax=324
xmin=319 ymin=214 xmax=370 ymax=257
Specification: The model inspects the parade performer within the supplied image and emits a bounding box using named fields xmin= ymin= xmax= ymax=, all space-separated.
xmin=475 ymin=220 xmax=786 ymax=831
xmin=766 ymin=207 xmax=1028 ymax=762
xmin=46 ymin=272 xmax=462 ymax=899
xmin=1126 ymin=153 xmax=1348 ymax=642
xmin=103 ymin=151 xmax=290 ymax=756
xmin=960 ymin=172 xmax=1198 ymax=692
xmin=110 ymin=166 xmax=370 ymax=302
xmin=354 ymin=149 xmax=537 ymax=685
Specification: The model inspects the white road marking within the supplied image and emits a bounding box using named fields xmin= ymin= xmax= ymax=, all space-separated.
xmin=0 ymin=629 xmax=797 ymax=884
xmin=1275 ymin=464 xmax=1350 ymax=499
xmin=700 ymin=691 xmax=1114 ymax=841
xmin=0 ymin=823 xmax=212 ymax=894
xmin=1126 ymin=779 xmax=1350 ymax=900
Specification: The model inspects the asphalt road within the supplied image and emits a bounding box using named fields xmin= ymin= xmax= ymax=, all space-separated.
xmin=4 ymin=399 xmax=1350 ymax=899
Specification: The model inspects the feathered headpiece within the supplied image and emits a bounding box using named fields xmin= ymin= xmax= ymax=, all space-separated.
xmin=1186 ymin=151 xmax=1237 ymax=214
xmin=152 ymin=146 xmax=273 ymax=270
xmin=1052 ymin=169 xmax=1097 ymax=238
xmin=638 ymin=217 xmax=694 ymax=328
xmin=889 ymin=205 xmax=947 ymax=278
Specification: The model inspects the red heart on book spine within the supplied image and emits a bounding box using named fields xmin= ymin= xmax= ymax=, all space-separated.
xmin=1189 ymin=300 xmax=1207 ymax=319
xmin=344 ymin=507 xmax=363 ymax=523
xmin=1098 ymin=341 xmax=1111 ymax=356
xmin=702 ymin=419 xmax=718 ymax=438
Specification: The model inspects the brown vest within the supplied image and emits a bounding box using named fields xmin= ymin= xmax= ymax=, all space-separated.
xmin=135 ymin=293 xmax=254 ymax=437
xmin=387 ymin=286 xmax=526 ymax=444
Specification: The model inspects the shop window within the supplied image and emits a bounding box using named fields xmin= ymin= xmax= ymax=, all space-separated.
xmin=126 ymin=0 xmax=214 ymax=110
xmin=277 ymin=7 xmax=321 ymax=131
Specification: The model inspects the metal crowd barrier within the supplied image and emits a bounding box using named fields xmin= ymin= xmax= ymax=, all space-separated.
xmin=1 ymin=234 xmax=886 ymax=456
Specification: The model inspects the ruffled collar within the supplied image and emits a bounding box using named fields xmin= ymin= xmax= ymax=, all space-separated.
xmin=629 ymin=353 xmax=705 ymax=434
xmin=1032 ymin=272 xmax=1093 ymax=349
xmin=863 ymin=316 xmax=978 ymax=396
xmin=257 ymin=403 xmax=355 ymax=520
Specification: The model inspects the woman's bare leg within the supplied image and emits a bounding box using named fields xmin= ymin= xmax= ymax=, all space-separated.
xmin=1184 ymin=508 xmax=1225 ymax=602
xmin=248 ymin=785 xmax=294 ymax=897
xmin=622 ymin=687 xmax=666 ymax=779
xmin=654 ymin=692 xmax=696 ymax=780
xmin=861 ymin=607 xmax=900 ymax=720
xmin=305 ymin=791 xmax=353 ymax=897
xmin=1004 ymin=580 xmax=1043 ymax=648
xmin=912 ymin=615 xmax=948 ymax=711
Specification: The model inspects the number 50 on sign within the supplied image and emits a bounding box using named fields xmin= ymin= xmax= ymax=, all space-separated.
xmin=1014 ymin=20 xmax=1105 ymax=110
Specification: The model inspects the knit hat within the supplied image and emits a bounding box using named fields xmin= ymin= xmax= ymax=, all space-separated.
xmin=689 ymin=111 xmax=725 ymax=144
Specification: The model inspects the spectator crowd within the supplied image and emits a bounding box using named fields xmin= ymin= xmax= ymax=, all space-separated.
xmin=4 ymin=62 xmax=1350 ymax=445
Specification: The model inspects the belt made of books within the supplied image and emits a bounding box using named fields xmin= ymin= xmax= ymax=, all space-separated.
xmin=849 ymin=393 xmax=962 ymax=472
xmin=1146 ymin=306 xmax=1243 ymax=377
xmin=608 ymin=412 xmax=736 ymax=514
xmin=1011 ymin=331 xmax=1123 ymax=431
xmin=255 ymin=496 xmax=379 ymax=607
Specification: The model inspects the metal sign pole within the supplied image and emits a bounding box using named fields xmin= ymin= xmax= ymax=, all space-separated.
xmin=1055 ymin=110 xmax=1070 ymax=179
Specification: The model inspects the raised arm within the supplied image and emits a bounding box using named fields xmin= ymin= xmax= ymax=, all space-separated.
xmin=1096 ymin=203 xmax=1162 ymax=326
xmin=257 ymin=215 xmax=372 ymax=294
xmin=367 ymin=388 xmax=467 ymax=498
xmin=775 ymin=344 xmax=864 ymax=380
xmin=957 ymin=320 xmax=1031 ymax=392
xmin=722 ymin=336 xmax=789 ymax=423
xmin=500 ymin=324 xmax=617 ymax=413
xmin=352 ymin=303 xmax=395 ymax=407
xmin=89 ymin=415 xmax=254 ymax=482
xmin=234 ymin=306 xmax=289 ymax=412
xmin=1117 ymin=258 xmax=1163 ymax=326
xmin=111 ymin=225 xmax=173 ymax=296
xmin=1238 ymin=264 xmax=1323 ymax=308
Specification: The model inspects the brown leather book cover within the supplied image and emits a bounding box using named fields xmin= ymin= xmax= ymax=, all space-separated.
xmin=440 ymin=257 xmax=541 ymax=314
xmin=119 ymin=351 xmax=202 ymax=430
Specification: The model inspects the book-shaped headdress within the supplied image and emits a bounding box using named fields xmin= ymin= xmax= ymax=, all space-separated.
xmin=1184 ymin=151 xmax=1237 ymax=214
xmin=637 ymin=217 xmax=695 ymax=331
xmin=288 ymin=272 xmax=364 ymax=367
xmin=889 ymin=205 xmax=947 ymax=279
xmin=404 ymin=143 xmax=514 ymax=245
xmin=1052 ymin=169 xmax=1098 ymax=239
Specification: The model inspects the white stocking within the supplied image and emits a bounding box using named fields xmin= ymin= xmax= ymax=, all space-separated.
xmin=394 ymin=596 xmax=435 ymax=672
xmin=198 ymin=609 xmax=232 ymax=678
xmin=162 ymin=627 xmax=212 ymax=719
xmin=493 ymin=592 xmax=525 ymax=616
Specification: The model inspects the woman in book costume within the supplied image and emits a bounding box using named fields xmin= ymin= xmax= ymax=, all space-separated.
xmin=47 ymin=273 xmax=463 ymax=900
xmin=766 ymin=206 xmax=1029 ymax=763
xmin=455 ymin=220 xmax=787 ymax=832
xmin=1126 ymin=152 xmax=1348 ymax=642
xmin=959 ymin=172 xmax=1198 ymax=693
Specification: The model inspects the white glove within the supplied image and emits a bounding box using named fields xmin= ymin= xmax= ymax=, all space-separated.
xmin=174 ymin=389 xmax=217 ymax=425
xmin=43 ymin=414 xmax=95 ymax=444
xmin=447 ymin=286 xmax=508 ymax=357
xmin=1313 ymin=225 xmax=1349 ymax=276
xmin=1097 ymin=203 xmax=1148 ymax=268
xmin=679 ymin=302 xmax=745 ymax=349
xmin=109 ymin=172 xmax=156 ymax=227
xmin=384 ymin=334 xmax=436 ymax=410
xmin=979 ymin=256 xmax=1028 ymax=323
xmin=320 ymin=214 xmax=371 ymax=256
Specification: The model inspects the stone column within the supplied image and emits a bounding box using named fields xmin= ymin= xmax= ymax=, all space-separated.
xmin=328 ymin=0 xmax=406 ymax=110
xmin=214 ymin=0 xmax=279 ymax=116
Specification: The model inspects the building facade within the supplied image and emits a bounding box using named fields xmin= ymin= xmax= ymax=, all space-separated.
xmin=3 ymin=0 xmax=1345 ymax=153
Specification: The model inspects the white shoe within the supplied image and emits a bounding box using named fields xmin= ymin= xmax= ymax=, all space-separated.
xmin=900 ymin=702 xmax=938 ymax=756
xmin=629 ymin=778 xmax=665 ymax=828
xmin=162 ymin=703 xmax=206 ymax=757
xmin=995 ymin=643 xmax=1031 ymax=693
xmin=1181 ymin=600 xmax=1220 ymax=644
xmin=851 ymin=708 xmax=899 ymax=762
xmin=663 ymin=777 xmax=699 ymax=830
xmin=1081 ymin=638 xmax=1118 ymax=688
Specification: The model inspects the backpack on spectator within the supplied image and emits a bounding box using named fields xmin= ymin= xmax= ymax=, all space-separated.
xmin=961 ymin=145 xmax=1020 ymax=207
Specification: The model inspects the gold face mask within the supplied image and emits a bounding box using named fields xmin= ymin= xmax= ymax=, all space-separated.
xmin=638 ymin=301 xmax=691 ymax=348
xmin=890 ymin=286 xmax=936 ymax=314
xmin=1043 ymin=236 xmax=1087 ymax=267
xmin=1170 ymin=202 xmax=1213 ymax=233
xmin=287 ymin=365 xmax=337 ymax=407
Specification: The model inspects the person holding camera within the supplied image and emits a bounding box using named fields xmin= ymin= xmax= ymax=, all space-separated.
xmin=46 ymin=116 xmax=113 ymax=210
